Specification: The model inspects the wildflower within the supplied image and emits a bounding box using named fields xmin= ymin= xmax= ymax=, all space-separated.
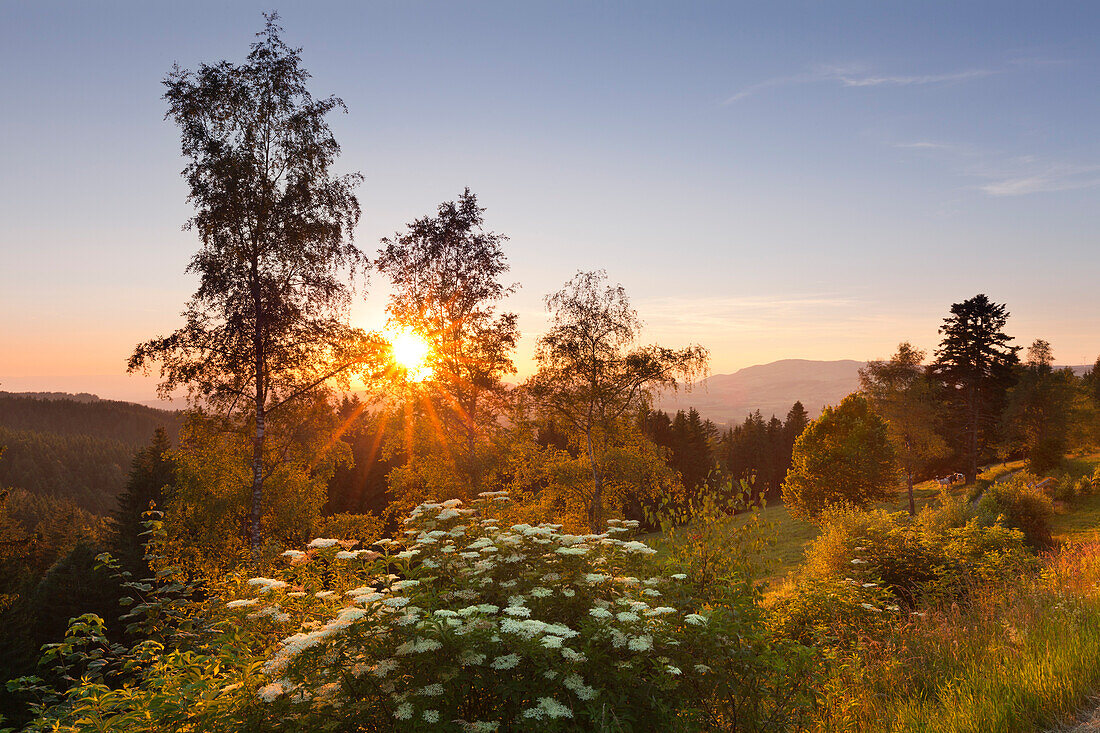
xmin=860 ymin=603 xmax=881 ymax=612
xmin=670 ymin=573 xmax=688 ymax=580
xmin=643 ymin=588 xmax=662 ymax=597
xmin=503 ymin=606 xmax=531 ymax=617
xmin=371 ymin=659 xmax=398 ymax=677
xmin=850 ymin=559 xmax=868 ymax=564
xmin=560 ymin=647 xmax=587 ymax=663
xmin=383 ymin=596 xmax=410 ymax=608
xmin=589 ymin=607 xmax=612 ymax=619
xmin=684 ymin=614 xmax=707 ymax=626
xmin=463 ymin=724 xmax=500 ymax=733
xmin=627 ymin=635 xmax=653 ymax=651
xmin=227 ymin=598 xmax=259 ymax=609
xmin=562 ymin=588 xmax=576 ymax=597
xmin=281 ymin=550 xmax=305 ymax=560
xmin=394 ymin=702 xmax=414 ymax=720
xmin=422 ymin=710 xmax=440 ymax=723
xmin=314 ymin=590 xmax=335 ymax=598
xmin=258 ymin=682 xmax=284 ymax=701
xmin=522 ymin=697 xmax=573 ymax=720
xmin=666 ymin=665 xmax=682 ymax=675
xmin=694 ymin=664 xmax=711 ymax=674
xmin=531 ymin=587 xmax=553 ymax=598
xmin=616 ymin=611 xmax=640 ymax=623
xmin=563 ymin=673 xmax=598 ymax=700
xmin=418 ymin=683 xmax=444 ymax=696
xmin=308 ymin=538 xmax=340 ymax=549
xmin=490 ymin=654 xmax=520 ymax=670
xmin=248 ymin=578 xmax=288 ymax=593
xmin=584 ymin=573 xmax=609 ymax=584
xmin=556 ymin=546 xmax=588 ymax=556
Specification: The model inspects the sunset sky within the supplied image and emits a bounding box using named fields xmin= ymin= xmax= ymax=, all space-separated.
xmin=2 ymin=1 xmax=1098 ymax=402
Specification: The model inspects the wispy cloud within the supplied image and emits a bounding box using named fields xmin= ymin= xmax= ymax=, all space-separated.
xmin=834 ymin=68 xmax=994 ymax=88
xmin=979 ymin=165 xmax=1100 ymax=196
xmin=725 ymin=64 xmax=994 ymax=104
xmin=889 ymin=140 xmax=1100 ymax=198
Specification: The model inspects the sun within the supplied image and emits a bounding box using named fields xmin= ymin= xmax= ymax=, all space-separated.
xmin=386 ymin=327 xmax=433 ymax=382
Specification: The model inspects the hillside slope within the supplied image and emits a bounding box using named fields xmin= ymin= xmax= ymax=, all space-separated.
xmin=658 ymin=359 xmax=865 ymax=423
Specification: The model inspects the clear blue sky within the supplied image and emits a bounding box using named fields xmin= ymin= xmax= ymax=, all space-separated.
xmin=2 ymin=1 xmax=1098 ymax=400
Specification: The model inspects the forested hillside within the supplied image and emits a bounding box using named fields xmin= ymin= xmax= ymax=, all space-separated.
xmin=0 ymin=393 xmax=182 ymax=448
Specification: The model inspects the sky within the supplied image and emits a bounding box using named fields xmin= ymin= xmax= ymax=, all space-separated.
xmin=2 ymin=1 xmax=1099 ymax=402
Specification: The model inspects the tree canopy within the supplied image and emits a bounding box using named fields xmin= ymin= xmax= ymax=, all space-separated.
xmin=782 ymin=393 xmax=898 ymax=519
xmin=128 ymin=15 xmax=375 ymax=553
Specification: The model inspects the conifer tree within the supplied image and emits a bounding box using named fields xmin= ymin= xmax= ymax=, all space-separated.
xmin=109 ymin=428 xmax=176 ymax=575
xmin=929 ymin=294 xmax=1019 ymax=482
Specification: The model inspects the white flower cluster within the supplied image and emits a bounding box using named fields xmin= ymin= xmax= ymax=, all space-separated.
xmin=241 ymin=494 xmax=713 ymax=728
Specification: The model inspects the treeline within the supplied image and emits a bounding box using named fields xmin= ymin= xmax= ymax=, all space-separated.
xmin=0 ymin=393 xmax=183 ymax=448
xmin=639 ymin=402 xmax=810 ymax=506
xmin=0 ymin=395 xmax=182 ymax=513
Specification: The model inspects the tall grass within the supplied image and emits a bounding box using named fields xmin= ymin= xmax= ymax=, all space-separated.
xmin=818 ymin=544 xmax=1100 ymax=732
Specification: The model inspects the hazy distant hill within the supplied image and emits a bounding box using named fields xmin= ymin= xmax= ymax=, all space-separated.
xmin=658 ymin=359 xmax=866 ymax=424
xmin=658 ymin=359 xmax=1094 ymax=426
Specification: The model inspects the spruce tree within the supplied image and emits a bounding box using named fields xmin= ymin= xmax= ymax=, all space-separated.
xmin=109 ymin=428 xmax=176 ymax=576
xmin=930 ymin=294 xmax=1019 ymax=482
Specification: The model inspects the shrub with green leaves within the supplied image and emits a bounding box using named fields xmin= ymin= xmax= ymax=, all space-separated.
xmin=228 ymin=493 xmax=816 ymax=731
xmin=771 ymin=499 xmax=1035 ymax=645
xmin=975 ymin=473 xmax=1055 ymax=549
xmin=19 ymin=493 xmax=817 ymax=732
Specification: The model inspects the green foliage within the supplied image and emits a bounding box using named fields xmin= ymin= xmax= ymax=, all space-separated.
xmin=528 ymin=270 xmax=708 ymax=531
xmin=16 ymin=495 xmax=819 ymax=731
xmin=771 ymin=499 xmax=1035 ymax=646
xmin=1000 ymin=340 xmax=1077 ymax=473
xmin=929 ymin=294 xmax=1019 ymax=481
xmin=110 ymin=427 xmax=177 ymax=576
xmin=781 ymin=394 xmax=898 ymax=519
xmin=129 ymin=14 xmax=376 ymax=554
xmin=859 ymin=342 xmax=948 ymax=515
xmin=0 ymin=426 xmax=133 ymax=514
xmin=976 ymin=473 xmax=1055 ymax=549
xmin=0 ymin=393 xmax=182 ymax=450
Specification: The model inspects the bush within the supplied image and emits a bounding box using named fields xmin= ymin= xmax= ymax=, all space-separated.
xmin=976 ymin=474 xmax=1055 ymax=549
xmin=770 ymin=498 xmax=1035 ymax=644
xmin=24 ymin=493 xmax=818 ymax=732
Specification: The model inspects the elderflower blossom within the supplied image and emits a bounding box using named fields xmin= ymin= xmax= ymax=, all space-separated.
xmin=490 ymin=654 xmax=521 ymax=670
xmin=522 ymin=697 xmax=573 ymax=720
xmin=308 ymin=538 xmax=340 ymax=549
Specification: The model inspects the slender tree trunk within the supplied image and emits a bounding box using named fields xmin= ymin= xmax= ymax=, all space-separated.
xmin=584 ymin=424 xmax=602 ymax=533
xmin=906 ymin=470 xmax=915 ymax=516
xmin=250 ymin=403 xmax=265 ymax=556
xmin=250 ymin=272 xmax=265 ymax=557
xmin=967 ymin=384 xmax=978 ymax=483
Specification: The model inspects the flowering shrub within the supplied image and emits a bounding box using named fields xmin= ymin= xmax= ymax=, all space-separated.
xmin=771 ymin=501 xmax=1036 ymax=647
xmin=218 ymin=492 xmax=815 ymax=731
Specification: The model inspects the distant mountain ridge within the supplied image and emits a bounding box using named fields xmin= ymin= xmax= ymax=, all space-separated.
xmin=658 ymin=359 xmax=1094 ymax=426
xmin=658 ymin=359 xmax=865 ymax=425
